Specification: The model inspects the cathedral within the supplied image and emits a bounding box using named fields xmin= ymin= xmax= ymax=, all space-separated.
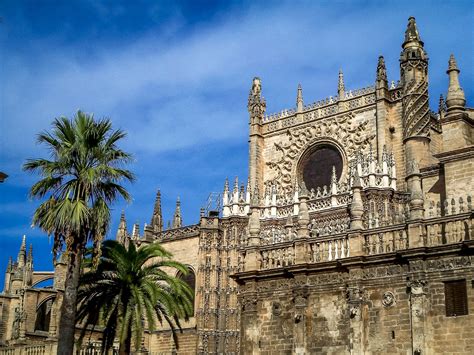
xmin=1 ymin=17 xmax=473 ymax=354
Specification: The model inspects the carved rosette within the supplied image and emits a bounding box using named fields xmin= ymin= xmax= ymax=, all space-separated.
xmin=265 ymin=112 xmax=375 ymax=193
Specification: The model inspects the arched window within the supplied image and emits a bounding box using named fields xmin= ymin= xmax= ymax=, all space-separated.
xmin=35 ymin=297 xmax=55 ymax=332
xmin=177 ymin=267 xmax=196 ymax=315
xmin=299 ymin=144 xmax=343 ymax=191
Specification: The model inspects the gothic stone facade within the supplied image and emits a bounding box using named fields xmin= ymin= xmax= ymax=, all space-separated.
xmin=1 ymin=17 xmax=474 ymax=355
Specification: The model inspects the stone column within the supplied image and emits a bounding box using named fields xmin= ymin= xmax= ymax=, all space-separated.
xmin=295 ymin=188 xmax=310 ymax=264
xmin=350 ymin=171 xmax=365 ymax=231
xmin=246 ymin=189 xmax=261 ymax=271
xmin=346 ymin=284 xmax=366 ymax=354
xmin=406 ymin=160 xmax=424 ymax=221
xmin=239 ymin=291 xmax=260 ymax=355
xmin=408 ymin=280 xmax=427 ymax=355
xmin=292 ymin=286 xmax=309 ymax=355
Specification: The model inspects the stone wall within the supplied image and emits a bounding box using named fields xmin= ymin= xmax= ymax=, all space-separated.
xmin=239 ymin=252 xmax=474 ymax=354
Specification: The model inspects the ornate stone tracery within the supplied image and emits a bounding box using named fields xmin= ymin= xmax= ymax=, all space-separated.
xmin=265 ymin=112 xmax=375 ymax=193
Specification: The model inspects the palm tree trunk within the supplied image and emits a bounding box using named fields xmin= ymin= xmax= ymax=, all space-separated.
xmin=57 ymin=244 xmax=83 ymax=355
xmin=119 ymin=333 xmax=131 ymax=355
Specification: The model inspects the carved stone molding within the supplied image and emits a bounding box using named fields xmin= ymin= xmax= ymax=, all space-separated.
xmin=292 ymin=285 xmax=309 ymax=308
xmin=265 ymin=112 xmax=375 ymax=192
xmin=240 ymin=292 xmax=258 ymax=313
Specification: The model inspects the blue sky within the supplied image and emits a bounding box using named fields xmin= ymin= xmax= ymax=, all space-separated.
xmin=0 ymin=0 xmax=473 ymax=282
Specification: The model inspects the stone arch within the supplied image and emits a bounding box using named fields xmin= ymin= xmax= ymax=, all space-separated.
xmin=35 ymin=295 xmax=55 ymax=332
xmin=31 ymin=274 xmax=55 ymax=288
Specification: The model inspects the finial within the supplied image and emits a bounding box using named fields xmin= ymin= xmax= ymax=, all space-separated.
xmin=296 ymin=83 xmax=304 ymax=112
xmin=382 ymin=145 xmax=388 ymax=162
xmin=151 ymin=189 xmax=163 ymax=232
xmin=445 ymin=54 xmax=466 ymax=113
xmin=352 ymin=168 xmax=362 ymax=188
xmin=376 ymin=56 xmax=388 ymax=85
xmin=21 ymin=235 xmax=26 ymax=250
xmin=403 ymin=16 xmax=423 ymax=46
xmin=28 ymin=244 xmax=33 ymax=260
xmin=447 ymin=54 xmax=459 ymax=72
xmin=438 ymin=94 xmax=446 ymax=114
xmin=248 ymin=77 xmax=266 ymax=123
xmin=331 ymin=166 xmax=337 ymax=184
xmin=132 ymin=222 xmax=140 ymax=239
xmin=233 ymin=176 xmax=239 ymax=193
xmin=224 ymin=177 xmax=229 ymax=192
xmin=172 ymin=197 xmax=182 ymax=229
xmin=338 ymin=69 xmax=345 ymax=99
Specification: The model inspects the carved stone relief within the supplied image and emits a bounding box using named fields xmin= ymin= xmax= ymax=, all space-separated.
xmin=265 ymin=111 xmax=375 ymax=193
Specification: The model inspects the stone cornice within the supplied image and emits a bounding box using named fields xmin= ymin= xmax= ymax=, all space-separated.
xmin=434 ymin=145 xmax=474 ymax=164
xmin=232 ymin=240 xmax=474 ymax=283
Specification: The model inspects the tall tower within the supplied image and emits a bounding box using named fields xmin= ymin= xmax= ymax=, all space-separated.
xmin=400 ymin=17 xmax=432 ymax=168
xmin=247 ymin=77 xmax=266 ymax=193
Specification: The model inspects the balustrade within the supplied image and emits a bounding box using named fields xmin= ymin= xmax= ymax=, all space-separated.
xmin=309 ymin=235 xmax=349 ymax=262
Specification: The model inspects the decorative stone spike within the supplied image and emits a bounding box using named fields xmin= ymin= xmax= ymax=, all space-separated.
xmin=233 ymin=177 xmax=239 ymax=193
xmin=248 ymin=77 xmax=266 ymax=125
xmin=376 ymin=55 xmax=388 ymax=86
xmin=172 ymin=197 xmax=182 ymax=229
xmin=132 ymin=222 xmax=140 ymax=240
xmin=224 ymin=178 xmax=229 ymax=193
xmin=438 ymin=94 xmax=446 ymax=114
xmin=151 ymin=189 xmax=163 ymax=233
xmin=338 ymin=69 xmax=345 ymax=100
xmin=445 ymin=54 xmax=466 ymax=114
xmin=296 ymin=84 xmax=304 ymax=112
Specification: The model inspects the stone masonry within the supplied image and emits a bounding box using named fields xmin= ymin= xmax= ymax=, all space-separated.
xmin=1 ymin=17 xmax=473 ymax=355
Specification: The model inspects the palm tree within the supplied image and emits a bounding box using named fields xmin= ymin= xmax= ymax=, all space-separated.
xmin=76 ymin=240 xmax=194 ymax=355
xmin=23 ymin=111 xmax=134 ymax=354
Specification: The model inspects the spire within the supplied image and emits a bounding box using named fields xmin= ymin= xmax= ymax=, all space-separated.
xmin=296 ymin=83 xmax=304 ymax=112
xmin=445 ymin=54 xmax=466 ymax=114
xmin=7 ymin=256 xmax=12 ymax=272
xmin=17 ymin=235 xmax=26 ymax=267
xmin=132 ymin=222 xmax=140 ymax=240
xmin=224 ymin=178 xmax=229 ymax=193
xmin=438 ymin=94 xmax=446 ymax=115
xmin=151 ymin=189 xmax=163 ymax=233
xmin=338 ymin=69 xmax=345 ymax=100
xmin=116 ymin=211 xmax=128 ymax=243
xmin=27 ymin=244 xmax=33 ymax=263
xmin=400 ymin=16 xmax=429 ymax=139
xmin=247 ymin=77 xmax=266 ymax=125
xmin=376 ymin=56 xmax=388 ymax=88
xmin=172 ymin=197 xmax=182 ymax=229
xmin=403 ymin=16 xmax=423 ymax=47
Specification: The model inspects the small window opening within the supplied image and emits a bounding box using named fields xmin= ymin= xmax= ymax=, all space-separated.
xmin=444 ymin=279 xmax=468 ymax=317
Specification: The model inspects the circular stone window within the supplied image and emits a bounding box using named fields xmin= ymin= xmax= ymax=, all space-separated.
xmin=300 ymin=144 xmax=343 ymax=191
